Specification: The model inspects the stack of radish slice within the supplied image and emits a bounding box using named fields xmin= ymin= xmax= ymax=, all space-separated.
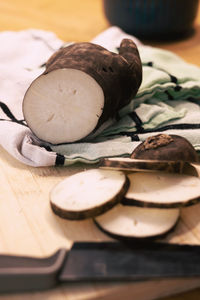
xmin=50 ymin=134 xmax=200 ymax=240
xmin=50 ymin=166 xmax=200 ymax=240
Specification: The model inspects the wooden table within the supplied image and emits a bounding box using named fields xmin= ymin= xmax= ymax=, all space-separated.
xmin=0 ymin=1 xmax=200 ymax=299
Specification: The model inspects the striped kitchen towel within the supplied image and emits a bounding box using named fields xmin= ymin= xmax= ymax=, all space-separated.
xmin=0 ymin=27 xmax=200 ymax=166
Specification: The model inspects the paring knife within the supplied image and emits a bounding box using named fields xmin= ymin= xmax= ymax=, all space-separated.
xmin=1 ymin=241 xmax=200 ymax=293
xmin=99 ymin=157 xmax=200 ymax=176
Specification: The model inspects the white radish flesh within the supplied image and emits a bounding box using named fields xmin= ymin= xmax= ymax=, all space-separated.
xmin=23 ymin=68 xmax=104 ymax=144
xmin=50 ymin=169 xmax=129 ymax=220
xmin=95 ymin=204 xmax=180 ymax=239
xmin=124 ymin=172 xmax=200 ymax=208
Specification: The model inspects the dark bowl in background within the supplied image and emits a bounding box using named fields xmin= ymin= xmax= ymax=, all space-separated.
xmin=103 ymin=0 xmax=199 ymax=40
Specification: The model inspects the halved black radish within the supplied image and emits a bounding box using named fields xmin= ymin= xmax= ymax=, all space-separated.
xmin=94 ymin=204 xmax=180 ymax=239
xmin=99 ymin=157 xmax=184 ymax=173
xmin=23 ymin=39 xmax=142 ymax=144
xmin=50 ymin=169 xmax=129 ymax=220
xmin=123 ymin=172 xmax=200 ymax=208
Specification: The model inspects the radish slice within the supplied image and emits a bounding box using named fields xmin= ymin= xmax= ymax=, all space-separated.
xmin=95 ymin=204 xmax=180 ymax=239
xmin=23 ymin=68 xmax=104 ymax=144
xmin=99 ymin=157 xmax=183 ymax=173
xmin=50 ymin=169 xmax=129 ymax=220
xmin=123 ymin=172 xmax=200 ymax=208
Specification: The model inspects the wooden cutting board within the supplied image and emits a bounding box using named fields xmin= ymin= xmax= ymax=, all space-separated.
xmin=0 ymin=1 xmax=200 ymax=299
xmin=0 ymin=145 xmax=200 ymax=300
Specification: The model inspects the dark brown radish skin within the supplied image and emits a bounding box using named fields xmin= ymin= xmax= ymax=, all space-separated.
xmin=45 ymin=39 xmax=142 ymax=122
xmin=99 ymin=157 xmax=185 ymax=173
xmin=118 ymin=39 xmax=142 ymax=98
xmin=131 ymin=134 xmax=199 ymax=163
xmin=23 ymin=39 xmax=142 ymax=144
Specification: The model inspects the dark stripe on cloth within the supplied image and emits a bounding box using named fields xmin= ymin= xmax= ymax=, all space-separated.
xmin=55 ymin=153 xmax=65 ymax=165
xmin=41 ymin=145 xmax=52 ymax=152
xmin=169 ymin=74 xmax=178 ymax=84
xmin=129 ymin=111 xmax=144 ymax=133
xmin=124 ymin=132 xmax=140 ymax=141
xmin=0 ymin=102 xmax=27 ymax=126
xmin=120 ymin=131 xmax=140 ymax=141
xmin=187 ymin=97 xmax=200 ymax=104
xmin=136 ymin=123 xmax=200 ymax=135
xmin=147 ymin=61 xmax=153 ymax=67
xmin=174 ymin=85 xmax=182 ymax=92
xmin=143 ymin=63 xmax=181 ymax=91
xmin=165 ymin=91 xmax=174 ymax=100
xmin=0 ymin=101 xmax=19 ymax=121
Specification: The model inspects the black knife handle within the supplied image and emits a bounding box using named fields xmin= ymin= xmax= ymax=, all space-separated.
xmin=2 ymin=242 xmax=200 ymax=294
xmin=0 ymin=248 xmax=67 ymax=293
xmin=60 ymin=242 xmax=200 ymax=282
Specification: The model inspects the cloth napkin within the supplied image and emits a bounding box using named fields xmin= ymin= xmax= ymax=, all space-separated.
xmin=0 ymin=27 xmax=200 ymax=167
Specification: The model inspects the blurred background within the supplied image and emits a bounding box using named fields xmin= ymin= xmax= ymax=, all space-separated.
xmin=0 ymin=0 xmax=199 ymax=66
xmin=103 ymin=0 xmax=200 ymax=40
xmin=0 ymin=0 xmax=107 ymax=42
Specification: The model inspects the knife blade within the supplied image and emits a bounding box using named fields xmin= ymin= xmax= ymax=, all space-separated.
xmin=1 ymin=241 xmax=200 ymax=293
xmin=99 ymin=157 xmax=200 ymax=176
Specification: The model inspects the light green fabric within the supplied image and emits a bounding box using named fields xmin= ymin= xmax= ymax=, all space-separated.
xmin=50 ymin=46 xmax=200 ymax=165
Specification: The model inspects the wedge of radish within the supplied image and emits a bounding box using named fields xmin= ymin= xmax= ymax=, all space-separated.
xmin=50 ymin=169 xmax=129 ymax=220
xmin=99 ymin=157 xmax=186 ymax=173
xmin=95 ymin=204 xmax=180 ymax=239
xmin=131 ymin=134 xmax=199 ymax=163
xmin=123 ymin=172 xmax=200 ymax=208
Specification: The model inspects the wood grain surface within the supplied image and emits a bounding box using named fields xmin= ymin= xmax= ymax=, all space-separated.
xmin=0 ymin=1 xmax=200 ymax=299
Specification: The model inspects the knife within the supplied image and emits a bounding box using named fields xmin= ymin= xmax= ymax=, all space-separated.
xmin=1 ymin=241 xmax=200 ymax=294
xmin=99 ymin=157 xmax=200 ymax=176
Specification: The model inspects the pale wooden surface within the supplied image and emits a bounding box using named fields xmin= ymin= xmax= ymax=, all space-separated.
xmin=0 ymin=1 xmax=200 ymax=299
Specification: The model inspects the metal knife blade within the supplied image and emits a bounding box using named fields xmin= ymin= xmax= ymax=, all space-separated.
xmin=1 ymin=241 xmax=200 ymax=294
